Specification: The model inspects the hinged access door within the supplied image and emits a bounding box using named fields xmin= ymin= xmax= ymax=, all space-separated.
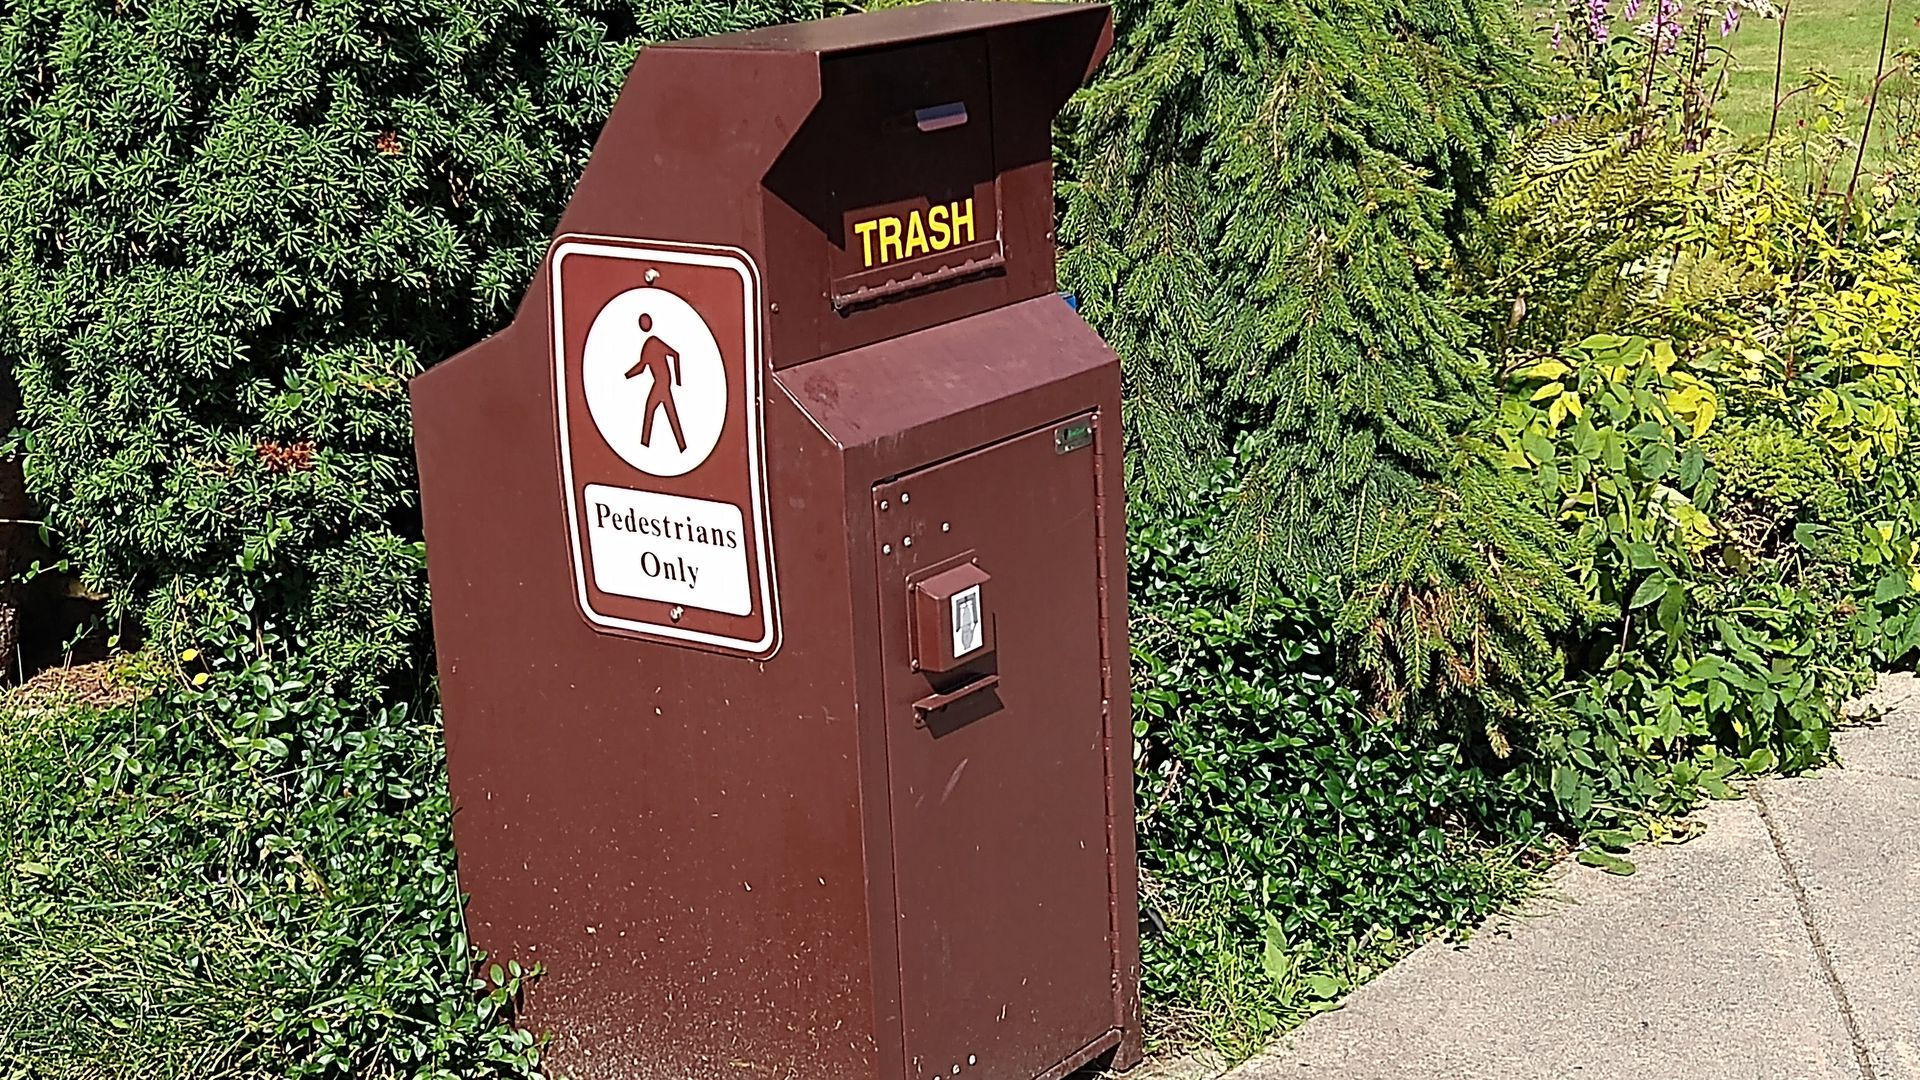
xmin=873 ymin=414 xmax=1116 ymax=1080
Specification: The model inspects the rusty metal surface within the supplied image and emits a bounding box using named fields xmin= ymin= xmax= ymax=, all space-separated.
xmin=1038 ymin=1031 xmax=1127 ymax=1080
xmin=410 ymin=5 xmax=1138 ymax=1077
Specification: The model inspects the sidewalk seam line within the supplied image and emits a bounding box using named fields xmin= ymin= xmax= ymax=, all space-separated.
xmin=1752 ymin=784 xmax=1879 ymax=1080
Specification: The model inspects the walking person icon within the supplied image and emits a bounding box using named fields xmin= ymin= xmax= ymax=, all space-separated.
xmin=628 ymin=313 xmax=688 ymax=453
xmin=579 ymin=285 xmax=728 ymax=478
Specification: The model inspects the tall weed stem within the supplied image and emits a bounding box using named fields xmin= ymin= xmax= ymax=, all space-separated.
xmin=1764 ymin=0 xmax=1792 ymax=170
xmin=1844 ymin=0 xmax=1897 ymax=220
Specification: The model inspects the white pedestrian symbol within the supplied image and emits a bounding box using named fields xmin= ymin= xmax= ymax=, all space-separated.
xmin=581 ymin=286 xmax=727 ymax=477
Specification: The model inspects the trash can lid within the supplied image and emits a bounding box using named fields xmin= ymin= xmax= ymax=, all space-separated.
xmin=664 ymin=1 xmax=1103 ymax=56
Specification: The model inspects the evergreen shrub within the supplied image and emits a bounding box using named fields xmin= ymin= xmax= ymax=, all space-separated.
xmin=1127 ymin=12 xmax=1920 ymax=1051
xmin=1128 ymin=461 xmax=1543 ymax=1055
xmin=0 ymin=0 xmax=828 ymax=1074
xmin=0 ymin=0 xmax=827 ymax=696
xmin=1059 ymin=0 xmax=1587 ymax=722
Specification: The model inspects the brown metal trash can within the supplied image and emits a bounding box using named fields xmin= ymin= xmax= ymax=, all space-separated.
xmin=410 ymin=5 xmax=1142 ymax=1078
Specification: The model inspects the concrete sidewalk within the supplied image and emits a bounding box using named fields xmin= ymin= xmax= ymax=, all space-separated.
xmin=1219 ymin=672 xmax=1920 ymax=1080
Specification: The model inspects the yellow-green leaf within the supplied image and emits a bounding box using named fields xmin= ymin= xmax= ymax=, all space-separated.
xmin=1652 ymin=340 xmax=1679 ymax=374
xmin=1689 ymin=395 xmax=1716 ymax=437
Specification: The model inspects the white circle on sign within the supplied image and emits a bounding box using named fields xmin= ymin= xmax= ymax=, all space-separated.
xmin=581 ymin=286 xmax=727 ymax=477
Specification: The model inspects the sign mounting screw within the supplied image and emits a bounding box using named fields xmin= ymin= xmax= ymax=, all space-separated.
xmin=901 ymin=492 xmax=910 ymax=504
xmin=942 ymin=522 xmax=950 ymax=532
xmin=644 ymin=268 xmax=660 ymax=283
xmin=880 ymin=500 xmax=889 ymax=511
xmin=883 ymin=544 xmax=893 ymax=555
xmin=669 ymin=605 xmax=684 ymax=622
xmin=902 ymin=536 xmax=912 ymax=548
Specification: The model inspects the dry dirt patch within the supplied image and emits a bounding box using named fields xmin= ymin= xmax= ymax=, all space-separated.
xmin=3 ymin=659 xmax=144 ymax=715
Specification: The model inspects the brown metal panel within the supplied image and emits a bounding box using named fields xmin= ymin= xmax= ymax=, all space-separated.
xmin=413 ymin=305 xmax=887 ymax=1080
xmin=412 ymin=7 xmax=1138 ymax=1077
xmin=779 ymin=294 xmax=1115 ymax=459
xmin=1038 ymin=1031 xmax=1126 ymax=1080
xmin=873 ymin=418 xmax=1114 ymax=1080
xmin=1092 ymin=384 xmax=1144 ymax=1066
xmin=780 ymin=295 xmax=1142 ymax=1074
xmin=665 ymin=1 xmax=1110 ymax=55
xmin=758 ymin=4 xmax=1110 ymax=368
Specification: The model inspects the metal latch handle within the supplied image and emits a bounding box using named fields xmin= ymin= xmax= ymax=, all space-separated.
xmin=830 ymin=251 xmax=1005 ymax=312
xmin=914 ymin=102 xmax=969 ymax=132
xmin=912 ymin=673 xmax=1000 ymax=718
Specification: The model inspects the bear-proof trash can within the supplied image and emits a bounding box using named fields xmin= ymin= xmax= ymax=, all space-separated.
xmin=410 ymin=4 xmax=1142 ymax=1078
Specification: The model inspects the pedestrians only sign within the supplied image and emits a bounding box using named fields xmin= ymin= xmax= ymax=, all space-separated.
xmin=550 ymin=235 xmax=778 ymax=656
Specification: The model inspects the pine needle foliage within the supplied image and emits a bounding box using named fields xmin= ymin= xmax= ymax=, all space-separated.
xmin=0 ymin=0 xmax=829 ymax=697
xmin=1058 ymin=0 xmax=1586 ymax=719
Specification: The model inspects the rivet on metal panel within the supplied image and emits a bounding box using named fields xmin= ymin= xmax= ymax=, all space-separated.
xmin=769 ymin=302 xmax=780 ymax=314
xmin=902 ymin=537 xmax=912 ymax=548
xmin=880 ymin=500 xmax=889 ymax=511
xmin=901 ymin=492 xmax=911 ymax=503
xmin=883 ymin=544 xmax=893 ymax=555
xmin=644 ymin=267 xmax=659 ymax=283
xmin=942 ymin=522 xmax=951 ymax=532
xmin=669 ymin=605 xmax=684 ymax=622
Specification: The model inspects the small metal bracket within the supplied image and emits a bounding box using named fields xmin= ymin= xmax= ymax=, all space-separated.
xmin=912 ymin=673 xmax=1000 ymax=718
xmin=1054 ymin=419 xmax=1094 ymax=454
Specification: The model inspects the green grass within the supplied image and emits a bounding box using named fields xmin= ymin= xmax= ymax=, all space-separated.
xmin=1140 ymin=844 xmax=1552 ymax=1064
xmin=0 ymin=685 xmax=284 ymax=1077
xmin=1716 ymin=0 xmax=1920 ymax=169
xmin=1528 ymin=0 xmax=1920 ymax=175
xmin=0 ymin=653 xmax=543 ymax=1080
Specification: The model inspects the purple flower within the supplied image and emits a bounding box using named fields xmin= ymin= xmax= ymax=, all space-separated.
xmin=1552 ymin=20 xmax=1564 ymax=49
xmin=1638 ymin=0 xmax=1683 ymax=53
xmin=1589 ymin=0 xmax=1611 ymax=40
xmin=1625 ymin=0 xmax=1644 ymax=19
xmin=1720 ymin=5 xmax=1740 ymax=34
